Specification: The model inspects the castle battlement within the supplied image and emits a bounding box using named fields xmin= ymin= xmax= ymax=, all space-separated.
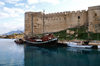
xmin=44 ymin=10 xmax=87 ymax=17
xmin=88 ymin=5 xmax=100 ymax=10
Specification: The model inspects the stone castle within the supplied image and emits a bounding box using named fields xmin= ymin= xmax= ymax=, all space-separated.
xmin=25 ymin=5 xmax=100 ymax=36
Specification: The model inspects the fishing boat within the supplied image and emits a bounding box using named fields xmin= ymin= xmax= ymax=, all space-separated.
xmin=66 ymin=42 xmax=93 ymax=49
xmin=25 ymin=34 xmax=58 ymax=46
xmin=14 ymin=39 xmax=24 ymax=44
xmin=66 ymin=41 xmax=100 ymax=49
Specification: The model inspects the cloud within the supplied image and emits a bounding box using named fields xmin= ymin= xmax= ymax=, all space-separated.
xmin=40 ymin=0 xmax=60 ymax=5
xmin=0 ymin=18 xmax=24 ymax=34
xmin=0 ymin=7 xmax=25 ymax=19
xmin=5 ymin=0 xmax=22 ymax=4
xmin=0 ymin=1 xmax=5 ymax=6
xmin=27 ymin=0 xmax=60 ymax=5
xmin=24 ymin=5 xmax=35 ymax=12
xmin=27 ymin=0 xmax=39 ymax=5
xmin=0 ymin=12 xmax=9 ymax=19
xmin=15 ymin=3 xmax=25 ymax=6
xmin=56 ymin=0 xmax=100 ymax=11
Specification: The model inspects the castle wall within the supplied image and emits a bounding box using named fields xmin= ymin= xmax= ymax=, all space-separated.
xmin=88 ymin=6 xmax=100 ymax=33
xmin=44 ymin=12 xmax=67 ymax=33
xmin=25 ymin=6 xmax=100 ymax=36
xmin=25 ymin=12 xmax=32 ymax=36
xmin=25 ymin=12 xmax=43 ymax=36
xmin=66 ymin=11 xmax=88 ymax=28
xmin=44 ymin=10 xmax=88 ymax=32
xmin=25 ymin=10 xmax=88 ymax=36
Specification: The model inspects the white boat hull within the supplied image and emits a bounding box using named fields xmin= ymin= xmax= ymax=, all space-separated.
xmin=98 ymin=45 xmax=100 ymax=49
xmin=66 ymin=42 xmax=92 ymax=49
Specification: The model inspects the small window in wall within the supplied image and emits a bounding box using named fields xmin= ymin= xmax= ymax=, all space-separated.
xmin=95 ymin=13 xmax=97 ymax=16
xmin=78 ymin=16 xmax=80 ymax=19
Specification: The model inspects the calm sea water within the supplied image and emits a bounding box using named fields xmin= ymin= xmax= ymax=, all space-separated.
xmin=0 ymin=39 xmax=100 ymax=66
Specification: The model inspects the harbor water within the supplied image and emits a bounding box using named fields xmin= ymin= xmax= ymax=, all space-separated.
xmin=0 ymin=39 xmax=100 ymax=66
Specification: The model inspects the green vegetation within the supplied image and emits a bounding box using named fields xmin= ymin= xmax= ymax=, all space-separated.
xmin=53 ymin=26 xmax=100 ymax=40
xmin=54 ymin=30 xmax=67 ymax=40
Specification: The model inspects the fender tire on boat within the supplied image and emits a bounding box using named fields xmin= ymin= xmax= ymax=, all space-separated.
xmin=91 ymin=45 xmax=98 ymax=49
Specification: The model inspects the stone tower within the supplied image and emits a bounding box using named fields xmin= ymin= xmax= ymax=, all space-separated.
xmin=25 ymin=12 xmax=43 ymax=37
xmin=88 ymin=6 xmax=100 ymax=33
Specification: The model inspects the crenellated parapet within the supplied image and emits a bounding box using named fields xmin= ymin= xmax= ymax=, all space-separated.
xmin=88 ymin=5 xmax=100 ymax=10
xmin=25 ymin=9 xmax=87 ymax=19
xmin=44 ymin=10 xmax=87 ymax=17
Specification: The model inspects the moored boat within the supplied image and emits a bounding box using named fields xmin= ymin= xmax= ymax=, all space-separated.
xmin=24 ymin=34 xmax=58 ymax=47
xmin=66 ymin=42 xmax=93 ymax=49
xmin=14 ymin=39 xmax=24 ymax=44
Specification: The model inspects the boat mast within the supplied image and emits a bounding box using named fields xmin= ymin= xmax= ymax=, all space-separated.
xmin=43 ymin=10 xmax=45 ymax=34
xmin=31 ymin=14 xmax=33 ymax=37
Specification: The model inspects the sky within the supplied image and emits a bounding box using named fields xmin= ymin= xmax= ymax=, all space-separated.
xmin=0 ymin=0 xmax=100 ymax=34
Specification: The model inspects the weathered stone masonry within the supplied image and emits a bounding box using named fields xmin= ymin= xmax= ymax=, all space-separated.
xmin=88 ymin=6 xmax=100 ymax=33
xmin=25 ymin=5 xmax=100 ymax=36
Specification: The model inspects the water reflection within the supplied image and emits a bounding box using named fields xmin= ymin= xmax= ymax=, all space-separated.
xmin=0 ymin=39 xmax=24 ymax=66
xmin=24 ymin=46 xmax=100 ymax=66
xmin=1 ymin=39 xmax=100 ymax=66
